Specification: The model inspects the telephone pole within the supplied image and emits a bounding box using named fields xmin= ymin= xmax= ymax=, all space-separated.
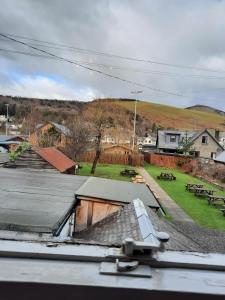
xmin=5 ymin=104 xmax=9 ymax=136
xmin=131 ymin=91 xmax=143 ymax=150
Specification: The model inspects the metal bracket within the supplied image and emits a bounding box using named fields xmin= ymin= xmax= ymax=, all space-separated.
xmin=123 ymin=199 xmax=169 ymax=257
xmin=100 ymin=259 xmax=152 ymax=278
xmin=116 ymin=259 xmax=139 ymax=272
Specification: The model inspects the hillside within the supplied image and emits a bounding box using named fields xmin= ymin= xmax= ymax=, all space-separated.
xmin=0 ymin=95 xmax=225 ymax=133
xmin=186 ymin=105 xmax=225 ymax=117
xmin=113 ymin=99 xmax=225 ymax=130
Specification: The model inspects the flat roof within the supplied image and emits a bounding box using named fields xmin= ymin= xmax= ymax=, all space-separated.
xmin=75 ymin=177 xmax=160 ymax=209
xmin=0 ymin=169 xmax=87 ymax=234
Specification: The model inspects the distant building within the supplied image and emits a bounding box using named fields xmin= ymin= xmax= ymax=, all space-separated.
xmin=138 ymin=135 xmax=157 ymax=153
xmin=102 ymin=134 xmax=130 ymax=145
xmin=103 ymin=145 xmax=133 ymax=155
xmin=102 ymin=135 xmax=116 ymax=144
xmin=156 ymin=129 xmax=223 ymax=159
xmin=0 ymin=115 xmax=7 ymax=122
xmin=0 ymin=135 xmax=23 ymax=152
xmin=138 ymin=135 xmax=155 ymax=146
xmin=29 ymin=121 xmax=70 ymax=148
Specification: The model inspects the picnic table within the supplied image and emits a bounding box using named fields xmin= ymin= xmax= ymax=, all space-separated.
xmin=194 ymin=188 xmax=215 ymax=197
xmin=186 ymin=183 xmax=204 ymax=192
xmin=120 ymin=169 xmax=138 ymax=177
xmin=157 ymin=172 xmax=176 ymax=181
xmin=208 ymin=195 xmax=225 ymax=206
xmin=221 ymin=205 xmax=225 ymax=217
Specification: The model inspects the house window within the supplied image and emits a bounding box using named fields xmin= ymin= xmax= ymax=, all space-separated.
xmin=169 ymin=135 xmax=177 ymax=143
xmin=202 ymin=136 xmax=208 ymax=144
xmin=211 ymin=152 xmax=216 ymax=159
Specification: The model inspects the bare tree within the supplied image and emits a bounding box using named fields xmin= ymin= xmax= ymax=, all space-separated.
xmin=85 ymin=103 xmax=114 ymax=174
xmin=177 ymin=131 xmax=195 ymax=156
xmin=64 ymin=115 xmax=90 ymax=161
xmin=21 ymin=105 xmax=42 ymax=135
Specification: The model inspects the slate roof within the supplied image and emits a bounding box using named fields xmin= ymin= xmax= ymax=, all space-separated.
xmin=0 ymin=135 xmax=21 ymax=143
xmin=75 ymin=177 xmax=161 ymax=209
xmin=0 ymin=168 xmax=87 ymax=234
xmin=35 ymin=147 xmax=76 ymax=173
xmin=75 ymin=203 xmax=142 ymax=244
xmin=76 ymin=202 xmax=225 ymax=253
xmin=36 ymin=122 xmax=70 ymax=136
xmin=51 ymin=122 xmax=71 ymax=136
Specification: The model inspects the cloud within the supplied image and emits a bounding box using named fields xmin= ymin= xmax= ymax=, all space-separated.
xmin=0 ymin=74 xmax=99 ymax=100
xmin=0 ymin=0 xmax=225 ymax=110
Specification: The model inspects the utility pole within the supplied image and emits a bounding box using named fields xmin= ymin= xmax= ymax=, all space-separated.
xmin=5 ymin=104 xmax=9 ymax=136
xmin=131 ymin=91 xmax=143 ymax=150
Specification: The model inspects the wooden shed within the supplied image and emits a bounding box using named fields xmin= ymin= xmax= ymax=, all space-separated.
xmin=29 ymin=122 xmax=69 ymax=148
xmin=103 ymin=145 xmax=133 ymax=155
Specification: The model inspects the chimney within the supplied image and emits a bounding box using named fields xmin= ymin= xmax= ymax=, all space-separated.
xmin=215 ymin=130 xmax=220 ymax=141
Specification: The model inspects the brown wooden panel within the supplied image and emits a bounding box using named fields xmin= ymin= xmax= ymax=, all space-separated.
xmin=75 ymin=200 xmax=89 ymax=232
xmin=75 ymin=200 xmax=122 ymax=231
xmin=92 ymin=202 xmax=121 ymax=224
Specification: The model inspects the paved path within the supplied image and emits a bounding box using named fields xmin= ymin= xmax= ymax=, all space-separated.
xmin=138 ymin=168 xmax=194 ymax=223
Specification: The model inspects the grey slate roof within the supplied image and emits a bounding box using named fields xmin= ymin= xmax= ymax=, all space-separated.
xmin=36 ymin=122 xmax=70 ymax=135
xmin=36 ymin=122 xmax=70 ymax=136
xmin=75 ymin=177 xmax=161 ymax=209
xmin=75 ymin=203 xmax=142 ymax=244
xmin=0 ymin=168 xmax=87 ymax=234
xmin=76 ymin=202 xmax=225 ymax=253
xmin=0 ymin=135 xmax=19 ymax=143
xmin=51 ymin=122 xmax=71 ymax=136
xmin=214 ymin=150 xmax=225 ymax=163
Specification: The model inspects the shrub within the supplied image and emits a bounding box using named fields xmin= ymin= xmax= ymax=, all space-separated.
xmin=9 ymin=142 xmax=31 ymax=161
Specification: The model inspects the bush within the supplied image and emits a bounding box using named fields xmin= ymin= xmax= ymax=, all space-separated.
xmin=9 ymin=142 xmax=31 ymax=161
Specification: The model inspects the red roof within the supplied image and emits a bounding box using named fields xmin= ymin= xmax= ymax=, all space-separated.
xmin=35 ymin=147 xmax=76 ymax=173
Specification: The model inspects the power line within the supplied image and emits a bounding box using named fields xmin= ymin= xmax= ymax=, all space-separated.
xmin=0 ymin=33 xmax=194 ymax=99
xmin=1 ymin=32 xmax=225 ymax=74
xmin=0 ymin=48 xmax=57 ymax=59
xmin=1 ymin=47 xmax=225 ymax=81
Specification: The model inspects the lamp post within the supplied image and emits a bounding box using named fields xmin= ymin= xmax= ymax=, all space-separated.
xmin=131 ymin=91 xmax=143 ymax=150
xmin=5 ymin=104 xmax=9 ymax=136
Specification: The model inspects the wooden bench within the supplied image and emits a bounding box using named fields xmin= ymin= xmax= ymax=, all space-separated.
xmin=221 ymin=206 xmax=225 ymax=216
xmin=120 ymin=169 xmax=138 ymax=177
xmin=208 ymin=195 xmax=225 ymax=206
xmin=186 ymin=183 xmax=204 ymax=192
xmin=132 ymin=175 xmax=146 ymax=184
xmin=195 ymin=188 xmax=215 ymax=198
xmin=157 ymin=172 xmax=176 ymax=181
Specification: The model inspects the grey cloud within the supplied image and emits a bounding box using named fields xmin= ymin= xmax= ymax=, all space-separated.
xmin=0 ymin=0 xmax=225 ymax=109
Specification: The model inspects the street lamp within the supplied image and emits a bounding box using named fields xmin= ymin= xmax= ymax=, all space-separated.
xmin=131 ymin=91 xmax=143 ymax=150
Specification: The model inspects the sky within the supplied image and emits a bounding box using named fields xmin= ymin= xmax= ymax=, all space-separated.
xmin=0 ymin=0 xmax=225 ymax=109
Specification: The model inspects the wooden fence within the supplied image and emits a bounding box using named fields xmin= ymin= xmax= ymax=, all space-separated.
xmin=144 ymin=152 xmax=195 ymax=169
xmin=78 ymin=151 xmax=144 ymax=167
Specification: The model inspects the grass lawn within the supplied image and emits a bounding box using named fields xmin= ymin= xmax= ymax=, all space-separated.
xmin=145 ymin=163 xmax=225 ymax=230
xmin=78 ymin=163 xmax=136 ymax=182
